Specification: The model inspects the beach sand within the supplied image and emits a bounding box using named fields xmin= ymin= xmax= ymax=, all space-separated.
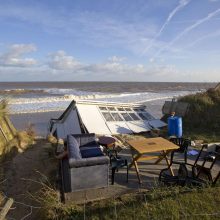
xmin=9 ymin=111 xmax=62 ymax=137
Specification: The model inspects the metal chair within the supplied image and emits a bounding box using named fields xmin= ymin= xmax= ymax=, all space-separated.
xmin=159 ymin=144 xmax=220 ymax=187
xmin=110 ymin=155 xmax=128 ymax=185
xmin=169 ymin=137 xmax=191 ymax=164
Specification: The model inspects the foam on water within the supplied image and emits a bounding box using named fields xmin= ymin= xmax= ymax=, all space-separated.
xmin=6 ymin=90 xmax=199 ymax=114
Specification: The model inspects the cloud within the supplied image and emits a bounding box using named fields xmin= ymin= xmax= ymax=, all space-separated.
xmin=46 ymin=51 xmax=177 ymax=81
xmin=142 ymin=0 xmax=191 ymax=54
xmin=0 ymin=49 xmax=219 ymax=82
xmin=108 ymin=56 xmax=126 ymax=63
xmin=0 ymin=44 xmax=37 ymax=67
xmin=48 ymin=50 xmax=81 ymax=70
xmin=152 ymin=7 xmax=220 ymax=59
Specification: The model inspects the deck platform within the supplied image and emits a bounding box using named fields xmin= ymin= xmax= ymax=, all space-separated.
xmin=63 ymin=146 xmax=220 ymax=204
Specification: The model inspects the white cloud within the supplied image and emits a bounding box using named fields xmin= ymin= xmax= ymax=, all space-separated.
xmin=46 ymin=52 xmax=178 ymax=81
xmin=0 ymin=44 xmax=37 ymax=67
xmin=48 ymin=50 xmax=81 ymax=70
xmin=0 ymin=49 xmax=219 ymax=82
xmin=108 ymin=56 xmax=126 ymax=63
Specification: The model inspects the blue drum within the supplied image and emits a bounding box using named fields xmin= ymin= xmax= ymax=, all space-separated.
xmin=168 ymin=116 xmax=182 ymax=137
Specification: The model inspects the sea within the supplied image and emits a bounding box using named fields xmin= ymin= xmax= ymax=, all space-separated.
xmin=0 ymin=82 xmax=216 ymax=137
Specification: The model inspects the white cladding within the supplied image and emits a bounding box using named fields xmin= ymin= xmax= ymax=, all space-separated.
xmin=77 ymin=104 xmax=111 ymax=134
xmin=53 ymin=109 xmax=81 ymax=139
xmin=148 ymin=119 xmax=167 ymax=128
xmin=76 ymin=101 xmax=166 ymax=134
xmin=50 ymin=100 xmax=167 ymax=137
xmin=106 ymin=121 xmax=132 ymax=134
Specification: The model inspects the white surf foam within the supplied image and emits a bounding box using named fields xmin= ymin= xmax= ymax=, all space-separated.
xmin=7 ymin=90 xmax=199 ymax=114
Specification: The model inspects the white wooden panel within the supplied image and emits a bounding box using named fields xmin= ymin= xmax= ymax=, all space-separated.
xmin=77 ymin=104 xmax=111 ymax=134
xmin=126 ymin=121 xmax=151 ymax=133
xmin=149 ymin=119 xmax=167 ymax=128
xmin=106 ymin=122 xmax=132 ymax=134
xmin=56 ymin=124 xmax=65 ymax=139
xmin=63 ymin=110 xmax=81 ymax=135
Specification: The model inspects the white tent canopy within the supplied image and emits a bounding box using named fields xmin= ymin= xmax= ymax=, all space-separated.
xmin=49 ymin=100 xmax=166 ymax=139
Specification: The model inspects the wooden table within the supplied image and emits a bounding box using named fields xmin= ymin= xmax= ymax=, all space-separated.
xmin=127 ymin=137 xmax=179 ymax=184
xmin=98 ymin=136 xmax=117 ymax=156
xmin=98 ymin=136 xmax=116 ymax=148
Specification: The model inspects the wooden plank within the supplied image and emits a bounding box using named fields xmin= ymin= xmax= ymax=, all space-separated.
xmin=0 ymin=198 xmax=14 ymax=220
xmin=127 ymin=137 xmax=179 ymax=154
xmin=0 ymin=125 xmax=8 ymax=142
xmin=137 ymin=155 xmax=159 ymax=161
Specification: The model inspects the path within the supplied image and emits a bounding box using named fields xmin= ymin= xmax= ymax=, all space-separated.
xmin=1 ymin=139 xmax=56 ymax=220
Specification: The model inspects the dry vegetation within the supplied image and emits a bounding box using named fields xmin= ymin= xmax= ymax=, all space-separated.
xmin=0 ymin=99 xmax=35 ymax=157
xmin=179 ymin=87 xmax=220 ymax=142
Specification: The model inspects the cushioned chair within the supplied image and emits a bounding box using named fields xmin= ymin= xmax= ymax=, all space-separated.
xmin=61 ymin=133 xmax=110 ymax=193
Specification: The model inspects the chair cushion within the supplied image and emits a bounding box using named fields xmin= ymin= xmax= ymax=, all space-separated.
xmin=67 ymin=135 xmax=82 ymax=159
xmin=80 ymin=136 xmax=96 ymax=146
xmin=80 ymin=147 xmax=104 ymax=158
xmin=80 ymin=142 xmax=100 ymax=149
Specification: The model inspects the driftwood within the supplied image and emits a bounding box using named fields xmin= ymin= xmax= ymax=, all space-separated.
xmin=0 ymin=198 xmax=14 ymax=220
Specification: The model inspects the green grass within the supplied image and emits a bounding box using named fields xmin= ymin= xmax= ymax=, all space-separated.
xmin=38 ymin=185 xmax=220 ymax=220
xmin=179 ymin=88 xmax=220 ymax=142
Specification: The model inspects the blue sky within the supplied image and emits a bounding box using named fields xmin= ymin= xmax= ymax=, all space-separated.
xmin=0 ymin=0 xmax=220 ymax=82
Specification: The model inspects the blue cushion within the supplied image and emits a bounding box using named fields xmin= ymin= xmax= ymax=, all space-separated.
xmin=80 ymin=142 xmax=99 ymax=149
xmin=67 ymin=135 xmax=82 ymax=159
xmin=80 ymin=147 xmax=103 ymax=158
xmin=80 ymin=136 xmax=96 ymax=146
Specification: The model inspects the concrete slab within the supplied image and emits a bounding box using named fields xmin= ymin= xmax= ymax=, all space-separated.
xmin=64 ymin=147 xmax=220 ymax=204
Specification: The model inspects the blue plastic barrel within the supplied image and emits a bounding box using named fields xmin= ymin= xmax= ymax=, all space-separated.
xmin=168 ymin=116 xmax=182 ymax=137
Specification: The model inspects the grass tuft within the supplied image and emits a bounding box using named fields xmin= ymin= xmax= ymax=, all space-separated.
xmin=179 ymin=88 xmax=220 ymax=142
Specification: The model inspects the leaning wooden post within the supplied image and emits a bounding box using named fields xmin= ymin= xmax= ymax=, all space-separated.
xmin=0 ymin=198 xmax=14 ymax=220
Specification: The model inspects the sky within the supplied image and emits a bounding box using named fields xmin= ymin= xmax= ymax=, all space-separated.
xmin=0 ymin=0 xmax=220 ymax=82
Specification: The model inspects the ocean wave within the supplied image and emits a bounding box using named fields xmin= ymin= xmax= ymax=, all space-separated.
xmin=0 ymin=88 xmax=46 ymax=95
xmin=6 ymin=90 xmax=200 ymax=114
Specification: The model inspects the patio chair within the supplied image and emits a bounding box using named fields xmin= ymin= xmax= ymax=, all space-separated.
xmin=159 ymin=144 xmax=220 ymax=186
xmin=169 ymin=137 xmax=191 ymax=164
xmin=192 ymin=145 xmax=220 ymax=184
xmin=110 ymin=154 xmax=128 ymax=185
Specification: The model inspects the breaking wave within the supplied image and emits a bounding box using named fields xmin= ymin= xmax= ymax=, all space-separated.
xmin=5 ymin=90 xmax=199 ymax=114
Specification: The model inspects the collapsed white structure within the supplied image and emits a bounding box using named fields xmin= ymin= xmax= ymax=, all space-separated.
xmin=49 ymin=100 xmax=166 ymax=139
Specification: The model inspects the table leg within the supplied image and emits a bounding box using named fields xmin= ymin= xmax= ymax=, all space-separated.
xmin=134 ymin=160 xmax=142 ymax=184
xmin=154 ymin=150 xmax=174 ymax=176
xmin=129 ymin=153 xmax=142 ymax=184
xmin=163 ymin=151 xmax=174 ymax=176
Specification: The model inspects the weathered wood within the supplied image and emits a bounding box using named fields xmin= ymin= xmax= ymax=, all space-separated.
xmin=0 ymin=198 xmax=14 ymax=220
xmin=162 ymin=101 xmax=189 ymax=116
xmin=0 ymin=125 xmax=8 ymax=142
xmin=214 ymin=83 xmax=220 ymax=91
xmin=127 ymin=137 xmax=179 ymax=183
xmin=4 ymin=116 xmax=16 ymax=137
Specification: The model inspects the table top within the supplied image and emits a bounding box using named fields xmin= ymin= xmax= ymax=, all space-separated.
xmin=127 ymin=137 xmax=179 ymax=154
xmin=98 ymin=136 xmax=116 ymax=146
